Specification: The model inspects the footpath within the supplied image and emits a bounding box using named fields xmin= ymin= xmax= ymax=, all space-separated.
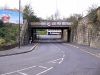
xmin=0 ymin=43 xmax=38 ymax=57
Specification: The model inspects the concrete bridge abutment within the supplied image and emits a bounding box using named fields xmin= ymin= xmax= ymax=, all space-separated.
xmin=62 ymin=28 xmax=71 ymax=42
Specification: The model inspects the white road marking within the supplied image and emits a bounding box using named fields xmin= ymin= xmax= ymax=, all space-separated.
xmin=1 ymin=66 xmax=36 ymax=75
xmin=66 ymin=44 xmax=100 ymax=58
xmin=48 ymin=58 xmax=62 ymax=63
xmin=18 ymin=72 xmax=28 ymax=75
xmin=71 ymin=45 xmax=100 ymax=58
xmin=38 ymin=66 xmax=48 ymax=69
xmin=48 ymin=58 xmax=64 ymax=64
xmin=47 ymin=45 xmax=65 ymax=64
xmin=1 ymin=44 xmax=65 ymax=75
xmin=36 ymin=67 xmax=53 ymax=75
xmin=80 ymin=49 xmax=100 ymax=58
xmin=59 ymin=58 xmax=64 ymax=64
xmin=55 ymin=46 xmax=65 ymax=58
xmin=1 ymin=44 xmax=39 ymax=75
xmin=76 ymin=46 xmax=79 ymax=48
xmin=63 ymin=54 xmax=65 ymax=58
xmin=48 ymin=61 xmax=57 ymax=63
xmin=54 ymin=45 xmax=62 ymax=51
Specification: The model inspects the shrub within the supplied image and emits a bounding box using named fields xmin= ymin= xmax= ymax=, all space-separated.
xmin=88 ymin=6 xmax=98 ymax=23
xmin=88 ymin=10 xmax=97 ymax=23
xmin=0 ymin=19 xmax=4 ymax=27
xmin=0 ymin=24 xmax=18 ymax=46
xmin=0 ymin=38 xmax=6 ymax=46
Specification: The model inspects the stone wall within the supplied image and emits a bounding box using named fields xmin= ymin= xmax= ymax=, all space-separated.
xmin=72 ymin=7 xmax=100 ymax=49
xmin=20 ymin=20 xmax=29 ymax=45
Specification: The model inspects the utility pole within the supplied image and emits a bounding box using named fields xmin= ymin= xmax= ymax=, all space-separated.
xmin=18 ymin=0 xmax=21 ymax=48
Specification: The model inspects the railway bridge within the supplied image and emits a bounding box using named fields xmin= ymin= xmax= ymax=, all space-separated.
xmin=20 ymin=20 xmax=72 ymax=45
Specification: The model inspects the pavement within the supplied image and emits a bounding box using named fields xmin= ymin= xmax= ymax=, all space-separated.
xmin=0 ymin=43 xmax=100 ymax=75
xmin=0 ymin=43 xmax=38 ymax=57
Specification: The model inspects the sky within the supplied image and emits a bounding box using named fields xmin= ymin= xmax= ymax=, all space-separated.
xmin=0 ymin=0 xmax=100 ymax=19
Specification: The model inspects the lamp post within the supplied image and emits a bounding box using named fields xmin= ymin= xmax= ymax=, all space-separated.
xmin=18 ymin=0 xmax=21 ymax=48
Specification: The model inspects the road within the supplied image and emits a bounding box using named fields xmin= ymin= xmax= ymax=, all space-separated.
xmin=37 ymin=35 xmax=61 ymax=39
xmin=0 ymin=43 xmax=100 ymax=75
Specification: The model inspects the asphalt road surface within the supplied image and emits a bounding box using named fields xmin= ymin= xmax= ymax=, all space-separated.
xmin=0 ymin=43 xmax=100 ymax=75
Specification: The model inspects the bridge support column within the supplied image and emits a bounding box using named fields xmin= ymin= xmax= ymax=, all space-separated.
xmin=29 ymin=28 xmax=33 ymax=43
xmin=31 ymin=29 xmax=34 ymax=42
xmin=29 ymin=28 xmax=37 ymax=43
xmin=62 ymin=29 xmax=68 ymax=42
xmin=61 ymin=29 xmax=63 ymax=39
xmin=33 ymin=29 xmax=36 ymax=39
xmin=67 ymin=28 xmax=71 ymax=42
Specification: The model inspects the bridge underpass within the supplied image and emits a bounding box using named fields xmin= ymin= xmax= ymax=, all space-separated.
xmin=29 ymin=20 xmax=71 ymax=43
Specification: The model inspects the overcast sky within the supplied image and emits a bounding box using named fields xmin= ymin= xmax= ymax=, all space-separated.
xmin=0 ymin=0 xmax=100 ymax=19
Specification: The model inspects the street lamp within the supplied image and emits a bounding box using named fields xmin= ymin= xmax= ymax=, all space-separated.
xmin=18 ymin=0 xmax=21 ymax=48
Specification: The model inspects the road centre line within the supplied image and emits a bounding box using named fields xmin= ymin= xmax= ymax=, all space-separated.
xmin=48 ymin=61 xmax=57 ymax=63
xmin=59 ymin=58 xmax=64 ymax=64
xmin=53 ymin=44 xmax=65 ymax=64
xmin=1 ymin=66 xmax=36 ymax=75
xmin=53 ymin=44 xmax=65 ymax=57
xmin=48 ymin=58 xmax=64 ymax=64
xmin=48 ymin=58 xmax=62 ymax=62
xmin=36 ymin=67 xmax=53 ymax=75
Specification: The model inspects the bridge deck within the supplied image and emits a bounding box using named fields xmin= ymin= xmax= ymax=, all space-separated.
xmin=30 ymin=21 xmax=72 ymax=29
xmin=30 ymin=25 xmax=71 ymax=29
